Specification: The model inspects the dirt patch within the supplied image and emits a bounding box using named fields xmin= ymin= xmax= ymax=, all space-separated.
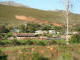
xmin=15 ymin=15 xmax=62 ymax=27
xmin=15 ymin=15 xmax=36 ymax=21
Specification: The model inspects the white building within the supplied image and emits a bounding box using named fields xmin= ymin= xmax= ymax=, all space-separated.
xmin=35 ymin=30 xmax=44 ymax=35
xmin=35 ymin=30 xmax=47 ymax=35
xmin=72 ymin=32 xmax=78 ymax=34
xmin=49 ymin=30 xmax=56 ymax=34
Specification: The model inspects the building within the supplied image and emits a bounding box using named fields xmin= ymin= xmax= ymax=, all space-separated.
xmin=72 ymin=32 xmax=78 ymax=34
xmin=49 ymin=30 xmax=56 ymax=34
xmin=35 ymin=30 xmax=47 ymax=35
xmin=13 ymin=33 xmax=48 ymax=40
xmin=14 ymin=33 xmax=36 ymax=40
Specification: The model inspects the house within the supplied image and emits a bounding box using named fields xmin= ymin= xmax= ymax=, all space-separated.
xmin=35 ymin=30 xmax=56 ymax=35
xmin=35 ymin=30 xmax=47 ymax=35
xmin=13 ymin=33 xmax=48 ymax=40
xmin=14 ymin=33 xmax=36 ymax=40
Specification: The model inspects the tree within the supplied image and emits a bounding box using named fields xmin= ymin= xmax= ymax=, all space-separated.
xmin=18 ymin=24 xmax=25 ymax=33
xmin=0 ymin=25 xmax=9 ymax=33
xmin=41 ymin=24 xmax=54 ymax=30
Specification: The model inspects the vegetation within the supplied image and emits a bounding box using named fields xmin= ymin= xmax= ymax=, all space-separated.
xmin=0 ymin=25 xmax=9 ymax=33
xmin=32 ymin=52 xmax=49 ymax=60
xmin=0 ymin=39 xmax=50 ymax=46
xmin=0 ymin=4 xmax=80 ymax=27
xmin=0 ymin=44 xmax=80 ymax=60
xmin=0 ymin=3 xmax=80 ymax=60
xmin=0 ymin=49 xmax=7 ymax=60
xmin=70 ymin=34 xmax=80 ymax=43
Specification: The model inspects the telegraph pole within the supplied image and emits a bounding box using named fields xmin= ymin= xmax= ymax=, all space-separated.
xmin=8 ymin=0 xmax=11 ymax=6
xmin=66 ymin=0 xmax=69 ymax=45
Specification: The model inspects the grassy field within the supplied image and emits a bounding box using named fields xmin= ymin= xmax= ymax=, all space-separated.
xmin=0 ymin=44 xmax=80 ymax=60
xmin=0 ymin=40 xmax=80 ymax=60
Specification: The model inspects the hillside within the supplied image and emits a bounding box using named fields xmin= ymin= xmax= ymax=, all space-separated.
xmin=0 ymin=4 xmax=80 ymax=26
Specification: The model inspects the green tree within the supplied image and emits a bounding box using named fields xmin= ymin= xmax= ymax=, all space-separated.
xmin=18 ymin=24 xmax=25 ymax=33
xmin=41 ymin=24 xmax=54 ymax=30
xmin=0 ymin=25 xmax=9 ymax=33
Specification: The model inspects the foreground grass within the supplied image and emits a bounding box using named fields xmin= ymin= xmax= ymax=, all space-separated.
xmin=0 ymin=39 xmax=80 ymax=60
xmin=0 ymin=44 xmax=80 ymax=60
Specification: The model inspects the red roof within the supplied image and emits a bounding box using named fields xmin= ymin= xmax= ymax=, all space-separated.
xmin=14 ymin=33 xmax=35 ymax=37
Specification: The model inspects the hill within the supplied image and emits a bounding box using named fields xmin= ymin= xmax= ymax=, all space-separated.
xmin=0 ymin=4 xmax=80 ymax=26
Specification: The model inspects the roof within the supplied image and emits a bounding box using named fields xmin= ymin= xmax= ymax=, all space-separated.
xmin=14 ymin=33 xmax=35 ymax=37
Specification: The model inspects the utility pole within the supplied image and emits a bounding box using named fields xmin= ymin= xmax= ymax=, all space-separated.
xmin=66 ymin=0 xmax=69 ymax=45
xmin=8 ymin=0 xmax=11 ymax=6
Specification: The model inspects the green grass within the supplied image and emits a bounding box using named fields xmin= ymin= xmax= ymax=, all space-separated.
xmin=55 ymin=40 xmax=66 ymax=44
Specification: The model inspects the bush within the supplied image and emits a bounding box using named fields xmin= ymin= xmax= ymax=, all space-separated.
xmin=15 ymin=40 xmax=27 ymax=45
xmin=63 ymin=52 xmax=72 ymax=60
xmin=48 ymin=40 xmax=57 ymax=45
xmin=3 ymin=32 xmax=13 ymax=40
xmin=0 ymin=40 xmax=12 ymax=45
xmin=26 ymin=40 xmax=34 ymax=45
xmin=0 ymin=39 xmax=51 ymax=46
xmin=0 ymin=49 xmax=7 ymax=60
xmin=70 ymin=34 xmax=80 ymax=43
xmin=32 ymin=52 xmax=49 ymax=60
xmin=15 ymin=39 xmax=34 ymax=45
xmin=35 ymin=40 xmax=48 ymax=46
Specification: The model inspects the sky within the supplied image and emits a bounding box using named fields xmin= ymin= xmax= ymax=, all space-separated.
xmin=0 ymin=0 xmax=80 ymax=14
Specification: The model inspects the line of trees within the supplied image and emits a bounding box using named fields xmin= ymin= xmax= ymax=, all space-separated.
xmin=0 ymin=23 xmax=65 ymax=33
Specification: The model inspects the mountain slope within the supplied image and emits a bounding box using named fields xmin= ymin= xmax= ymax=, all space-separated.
xmin=0 ymin=4 xmax=80 ymax=26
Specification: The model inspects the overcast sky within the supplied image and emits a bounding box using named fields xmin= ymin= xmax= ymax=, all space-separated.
xmin=0 ymin=0 xmax=80 ymax=14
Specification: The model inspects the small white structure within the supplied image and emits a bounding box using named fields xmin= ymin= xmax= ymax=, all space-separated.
xmin=35 ymin=30 xmax=47 ymax=35
xmin=72 ymin=32 xmax=78 ymax=34
xmin=13 ymin=28 xmax=19 ymax=33
xmin=35 ymin=30 xmax=44 ymax=35
xmin=49 ymin=30 xmax=56 ymax=34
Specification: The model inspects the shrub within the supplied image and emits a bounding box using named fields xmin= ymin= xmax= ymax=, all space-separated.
xmin=15 ymin=40 xmax=27 ymax=45
xmin=0 ymin=49 xmax=5 ymax=56
xmin=32 ymin=52 xmax=49 ymax=60
xmin=0 ymin=40 xmax=12 ymax=45
xmin=0 ymin=39 xmax=50 ymax=46
xmin=3 ymin=32 xmax=13 ymax=40
xmin=48 ymin=40 xmax=57 ymax=45
xmin=26 ymin=40 xmax=34 ymax=45
xmin=0 ymin=49 xmax=7 ymax=60
xmin=15 ymin=39 xmax=34 ymax=45
xmin=35 ymin=40 xmax=48 ymax=46
xmin=70 ymin=34 xmax=80 ymax=43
